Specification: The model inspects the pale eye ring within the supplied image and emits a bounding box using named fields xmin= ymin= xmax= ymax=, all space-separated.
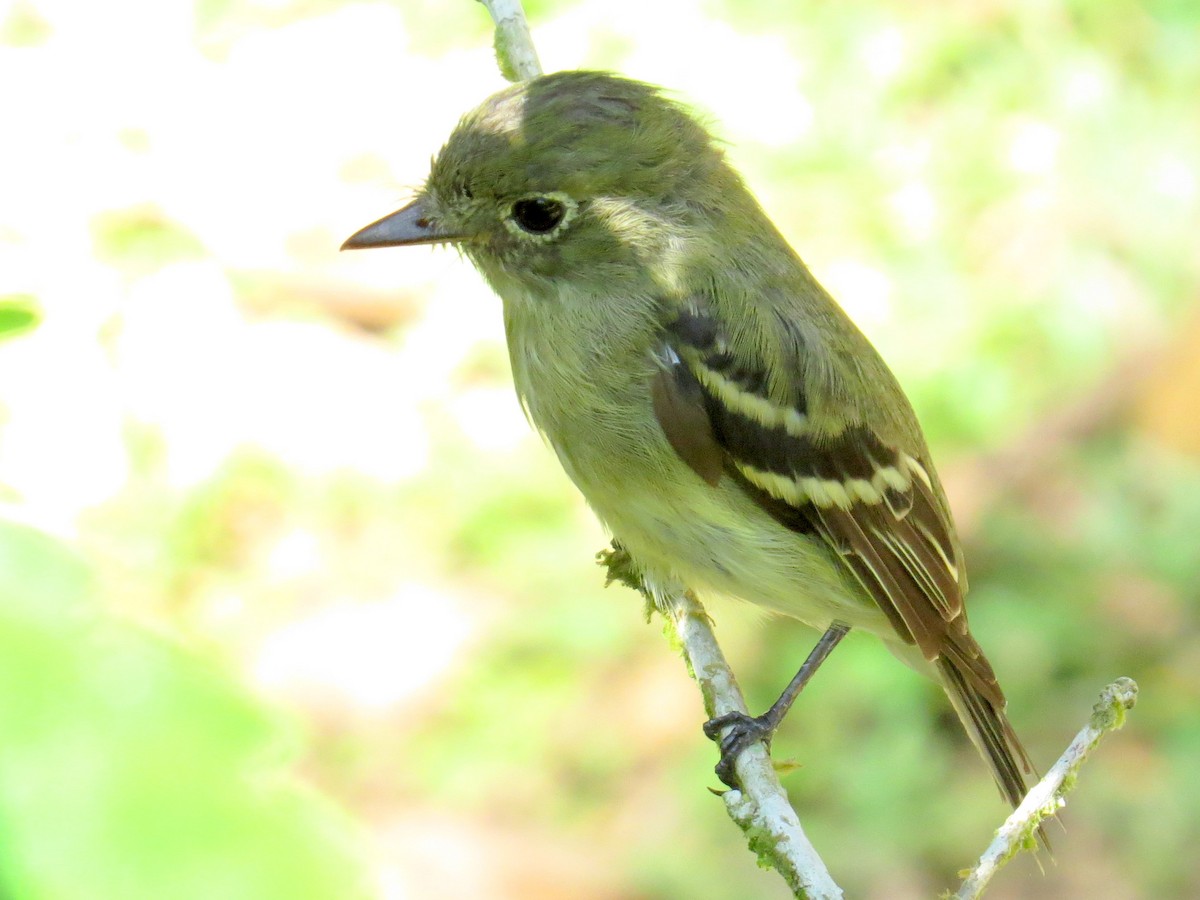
xmin=511 ymin=196 xmax=566 ymax=234
xmin=504 ymin=191 xmax=578 ymax=241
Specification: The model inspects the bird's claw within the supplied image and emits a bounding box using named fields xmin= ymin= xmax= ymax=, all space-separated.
xmin=703 ymin=711 xmax=776 ymax=788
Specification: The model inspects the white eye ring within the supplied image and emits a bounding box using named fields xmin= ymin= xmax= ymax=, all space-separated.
xmin=504 ymin=191 xmax=578 ymax=242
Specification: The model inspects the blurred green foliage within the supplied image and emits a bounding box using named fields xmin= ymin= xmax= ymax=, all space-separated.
xmin=0 ymin=296 xmax=39 ymax=343
xmin=0 ymin=523 xmax=369 ymax=899
xmin=91 ymin=208 xmax=207 ymax=277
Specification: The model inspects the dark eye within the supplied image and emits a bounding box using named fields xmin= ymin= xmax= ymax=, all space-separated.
xmin=512 ymin=197 xmax=566 ymax=234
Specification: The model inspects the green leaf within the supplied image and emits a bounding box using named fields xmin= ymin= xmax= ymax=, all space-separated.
xmin=0 ymin=295 xmax=40 ymax=341
xmin=0 ymin=521 xmax=371 ymax=900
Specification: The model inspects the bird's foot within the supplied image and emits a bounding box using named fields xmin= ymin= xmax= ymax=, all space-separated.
xmin=703 ymin=711 xmax=777 ymax=789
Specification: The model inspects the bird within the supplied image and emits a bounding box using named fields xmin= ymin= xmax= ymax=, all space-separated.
xmin=342 ymin=70 xmax=1036 ymax=812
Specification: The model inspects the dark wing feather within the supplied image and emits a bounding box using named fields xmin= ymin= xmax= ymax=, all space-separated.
xmin=650 ymin=349 xmax=724 ymax=486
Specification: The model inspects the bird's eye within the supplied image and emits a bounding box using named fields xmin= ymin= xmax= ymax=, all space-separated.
xmin=511 ymin=196 xmax=566 ymax=234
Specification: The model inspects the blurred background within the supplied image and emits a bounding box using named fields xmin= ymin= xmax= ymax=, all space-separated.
xmin=1 ymin=0 xmax=1198 ymax=897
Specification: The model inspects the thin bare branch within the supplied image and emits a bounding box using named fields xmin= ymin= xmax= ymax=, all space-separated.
xmin=470 ymin=4 xmax=833 ymax=891
xmin=664 ymin=588 xmax=844 ymax=900
xmin=477 ymin=0 xmax=543 ymax=81
xmin=599 ymin=546 xmax=841 ymax=899
xmin=955 ymin=678 xmax=1140 ymax=899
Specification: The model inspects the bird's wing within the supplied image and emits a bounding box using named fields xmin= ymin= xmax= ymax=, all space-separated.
xmin=652 ymin=303 xmax=999 ymax=704
xmin=653 ymin=301 xmax=1038 ymax=810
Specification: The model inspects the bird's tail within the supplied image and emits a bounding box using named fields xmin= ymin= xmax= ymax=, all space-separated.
xmin=935 ymin=652 xmax=1035 ymax=814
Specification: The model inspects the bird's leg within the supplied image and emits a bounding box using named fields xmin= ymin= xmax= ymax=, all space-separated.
xmin=703 ymin=622 xmax=851 ymax=788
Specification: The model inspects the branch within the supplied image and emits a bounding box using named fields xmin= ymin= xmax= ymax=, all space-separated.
xmin=954 ymin=677 xmax=1140 ymax=899
xmin=473 ymin=1 xmax=834 ymax=892
xmin=600 ymin=546 xmax=842 ymax=899
xmin=477 ymin=0 xmax=543 ymax=81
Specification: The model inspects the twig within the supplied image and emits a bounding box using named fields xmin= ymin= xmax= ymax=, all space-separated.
xmin=472 ymin=2 xmax=840 ymax=893
xmin=477 ymin=0 xmax=543 ymax=81
xmin=668 ymin=589 xmax=843 ymax=899
xmin=600 ymin=546 xmax=842 ymax=899
xmin=954 ymin=677 xmax=1140 ymax=899
xmin=470 ymin=2 xmax=833 ymax=890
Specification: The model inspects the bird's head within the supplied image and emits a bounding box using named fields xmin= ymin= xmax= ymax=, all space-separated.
xmin=343 ymin=71 xmax=739 ymax=297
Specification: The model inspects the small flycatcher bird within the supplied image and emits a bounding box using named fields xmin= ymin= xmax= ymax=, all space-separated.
xmin=343 ymin=71 xmax=1035 ymax=807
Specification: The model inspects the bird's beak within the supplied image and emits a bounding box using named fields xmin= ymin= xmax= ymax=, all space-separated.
xmin=340 ymin=199 xmax=467 ymax=250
